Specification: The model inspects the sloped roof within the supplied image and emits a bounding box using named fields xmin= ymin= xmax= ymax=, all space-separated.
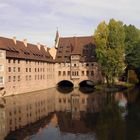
xmin=55 ymin=36 xmax=97 ymax=62
xmin=0 ymin=37 xmax=53 ymax=62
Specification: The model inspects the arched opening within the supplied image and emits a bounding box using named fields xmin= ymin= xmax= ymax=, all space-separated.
xmin=79 ymin=80 xmax=95 ymax=93
xmin=57 ymin=80 xmax=74 ymax=93
xmin=79 ymin=80 xmax=95 ymax=87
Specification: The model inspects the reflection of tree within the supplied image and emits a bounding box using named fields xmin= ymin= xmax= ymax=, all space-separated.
xmin=125 ymin=88 xmax=140 ymax=140
xmin=83 ymin=112 xmax=99 ymax=131
xmin=96 ymin=94 xmax=126 ymax=140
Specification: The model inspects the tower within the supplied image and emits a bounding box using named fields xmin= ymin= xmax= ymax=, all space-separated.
xmin=55 ymin=29 xmax=59 ymax=49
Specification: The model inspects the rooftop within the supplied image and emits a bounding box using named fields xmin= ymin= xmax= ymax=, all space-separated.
xmin=55 ymin=36 xmax=97 ymax=62
xmin=0 ymin=36 xmax=53 ymax=62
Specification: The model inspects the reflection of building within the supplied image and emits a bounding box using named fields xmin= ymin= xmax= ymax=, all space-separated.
xmin=3 ymin=89 xmax=55 ymax=137
xmin=0 ymin=105 xmax=6 ymax=140
xmin=2 ymin=88 xmax=106 ymax=139
xmin=55 ymin=88 xmax=106 ymax=134
xmin=55 ymin=89 xmax=106 ymax=120
xmin=0 ymin=31 xmax=102 ymax=96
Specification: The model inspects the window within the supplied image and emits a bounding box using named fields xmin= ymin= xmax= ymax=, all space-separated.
xmin=13 ymin=67 xmax=16 ymax=72
xmin=18 ymin=60 xmax=20 ymax=64
xmin=8 ymin=59 xmax=11 ymax=63
xmin=0 ymin=77 xmax=4 ymax=84
xmin=8 ymin=76 xmax=11 ymax=82
xmin=8 ymin=67 xmax=11 ymax=72
xmin=26 ymin=75 xmax=28 ymax=81
xmin=29 ymin=75 xmax=31 ymax=80
xmin=13 ymin=76 xmax=16 ymax=82
xmin=82 ymin=98 xmax=85 ymax=104
xmin=0 ymin=65 xmax=4 ymax=71
xmin=58 ymin=71 xmax=61 ymax=76
xmin=29 ymin=68 xmax=31 ymax=72
xmin=86 ymin=71 xmax=89 ymax=76
xmin=72 ymin=71 xmax=74 ymax=76
xmin=26 ymin=68 xmax=28 ymax=72
xmin=91 ymin=71 xmax=94 ymax=76
xmin=77 ymin=71 xmax=79 ymax=76
xmin=18 ymin=67 xmax=20 ymax=72
xmin=74 ymin=64 xmax=76 ymax=67
xmin=13 ymin=60 xmax=16 ymax=63
xmin=63 ymin=71 xmax=66 ymax=76
xmin=86 ymin=63 xmax=89 ymax=66
xmin=18 ymin=76 xmax=20 ymax=81
xmin=67 ymin=71 xmax=70 ymax=76
xmin=81 ymin=71 xmax=84 ymax=76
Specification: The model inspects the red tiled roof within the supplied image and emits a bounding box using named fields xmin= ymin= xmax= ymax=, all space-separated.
xmin=55 ymin=36 xmax=97 ymax=62
xmin=0 ymin=37 xmax=53 ymax=62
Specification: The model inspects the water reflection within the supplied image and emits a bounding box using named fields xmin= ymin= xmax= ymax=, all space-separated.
xmin=57 ymin=86 xmax=73 ymax=93
xmin=0 ymin=87 xmax=139 ymax=140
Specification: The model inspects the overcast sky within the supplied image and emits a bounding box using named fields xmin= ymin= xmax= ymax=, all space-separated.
xmin=0 ymin=0 xmax=140 ymax=47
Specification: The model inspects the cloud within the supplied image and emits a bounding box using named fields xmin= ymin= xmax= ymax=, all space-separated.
xmin=0 ymin=0 xmax=140 ymax=47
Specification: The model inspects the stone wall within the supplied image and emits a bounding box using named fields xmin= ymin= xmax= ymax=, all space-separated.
xmin=4 ymin=58 xmax=55 ymax=96
xmin=55 ymin=62 xmax=102 ymax=87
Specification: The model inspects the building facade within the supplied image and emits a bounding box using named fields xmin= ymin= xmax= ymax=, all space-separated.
xmin=0 ymin=32 xmax=102 ymax=96
xmin=0 ymin=37 xmax=55 ymax=96
xmin=54 ymin=32 xmax=102 ymax=87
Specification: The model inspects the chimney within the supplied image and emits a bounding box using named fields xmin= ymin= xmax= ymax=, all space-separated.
xmin=23 ymin=39 xmax=27 ymax=47
xmin=49 ymin=47 xmax=57 ymax=59
xmin=37 ymin=43 xmax=41 ymax=50
xmin=13 ymin=36 xmax=16 ymax=44
xmin=44 ymin=46 xmax=48 ymax=52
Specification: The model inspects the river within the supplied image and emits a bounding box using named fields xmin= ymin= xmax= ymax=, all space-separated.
xmin=0 ymin=87 xmax=140 ymax=140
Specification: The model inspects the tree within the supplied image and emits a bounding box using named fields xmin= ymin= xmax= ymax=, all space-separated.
xmin=124 ymin=25 xmax=140 ymax=84
xmin=94 ymin=19 xmax=126 ymax=86
xmin=126 ymin=41 xmax=140 ymax=84
xmin=124 ymin=24 xmax=140 ymax=57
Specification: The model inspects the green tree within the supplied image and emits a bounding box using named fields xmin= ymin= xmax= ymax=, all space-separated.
xmin=124 ymin=24 xmax=140 ymax=56
xmin=124 ymin=25 xmax=140 ymax=84
xmin=126 ymin=41 xmax=140 ymax=83
xmin=94 ymin=19 xmax=126 ymax=86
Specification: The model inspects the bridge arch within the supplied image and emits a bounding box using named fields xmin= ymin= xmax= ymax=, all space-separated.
xmin=57 ymin=80 xmax=74 ymax=93
xmin=57 ymin=80 xmax=74 ymax=88
xmin=79 ymin=80 xmax=95 ymax=88
xmin=79 ymin=80 xmax=95 ymax=93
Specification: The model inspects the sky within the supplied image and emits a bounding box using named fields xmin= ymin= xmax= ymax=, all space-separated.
xmin=0 ymin=0 xmax=140 ymax=47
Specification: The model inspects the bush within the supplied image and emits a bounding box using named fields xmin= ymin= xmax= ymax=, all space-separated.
xmin=128 ymin=70 xmax=139 ymax=84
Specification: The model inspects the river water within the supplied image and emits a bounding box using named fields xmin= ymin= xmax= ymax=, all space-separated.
xmin=0 ymin=87 xmax=140 ymax=140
